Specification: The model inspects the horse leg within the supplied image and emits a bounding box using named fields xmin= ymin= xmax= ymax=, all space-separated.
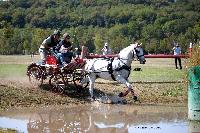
xmin=115 ymin=75 xmax=138 ymax=101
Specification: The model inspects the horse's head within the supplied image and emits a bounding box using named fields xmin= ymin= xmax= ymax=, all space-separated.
xmin=131 ymin=43 xmax=146 ymax=64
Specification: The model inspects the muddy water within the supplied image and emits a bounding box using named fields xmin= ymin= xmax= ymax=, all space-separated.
xmin=0 ymin=104 xmax=199 ymax=133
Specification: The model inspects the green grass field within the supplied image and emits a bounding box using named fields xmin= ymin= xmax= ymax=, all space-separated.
xmin=0 ymin=55 xmax=187 ymax=82
xmin=0 ymin=55 xmax=38 ymax=78
xmin=130 ymin=58 xmax=187 ymax=82
xmin=0 ymin=64 xmax=26 ymax=78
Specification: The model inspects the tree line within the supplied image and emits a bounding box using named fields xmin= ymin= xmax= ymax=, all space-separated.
xmin=0 ymin=0 xmax=200 ymax=55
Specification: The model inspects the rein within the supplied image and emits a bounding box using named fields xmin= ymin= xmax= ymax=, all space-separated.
xmin=116 ymin=57 xmax=131 ymax=71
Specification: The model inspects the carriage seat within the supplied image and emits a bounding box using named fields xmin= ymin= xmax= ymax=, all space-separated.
xmin=46 ymin=55 xmax=59 ymax=66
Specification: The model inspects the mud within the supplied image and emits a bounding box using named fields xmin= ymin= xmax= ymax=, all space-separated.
xmin=0 ymin=76 xmax=187 ymax=111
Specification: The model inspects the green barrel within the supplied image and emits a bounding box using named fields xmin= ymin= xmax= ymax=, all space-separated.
xmin=188 ymin=66 xmax=200 ymax=121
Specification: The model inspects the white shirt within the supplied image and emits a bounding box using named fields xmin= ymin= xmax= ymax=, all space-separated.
xmin=101 ymin=47 xmax=112 ymax=55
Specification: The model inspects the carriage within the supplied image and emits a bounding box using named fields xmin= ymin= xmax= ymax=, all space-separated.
xmin=26 ymin=52 xmax=89 ymax=94
xmin=27 ymin=43 xmax=145 ymax=101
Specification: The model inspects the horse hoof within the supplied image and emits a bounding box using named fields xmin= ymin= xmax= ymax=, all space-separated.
xmin=133 ymin=96 xmax=138 ymax=101
xmin=118 ymin=92 xmax=124 ymax=97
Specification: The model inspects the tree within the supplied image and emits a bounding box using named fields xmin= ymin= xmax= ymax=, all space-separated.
xmin=93 ymin=33 xmax=104 ymax=54
xmin=31 ymin=28 xmax=51 ymax=53
xmin=127 ymin=21 xmax=141 ymax=40
xmin=12 ymin=8 xmax=26 ymax=28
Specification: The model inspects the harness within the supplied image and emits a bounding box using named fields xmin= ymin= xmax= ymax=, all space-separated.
xmin=89 ymin=48 xmax=139 ymax=81
xmin=107 ymin=48 xmax=137 ymax=81
xmin=107 ymin=57 xmax=131 ymax=81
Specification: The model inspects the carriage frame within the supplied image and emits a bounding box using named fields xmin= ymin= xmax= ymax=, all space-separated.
xmin=26 ymin=54 xmax=89 ymax=94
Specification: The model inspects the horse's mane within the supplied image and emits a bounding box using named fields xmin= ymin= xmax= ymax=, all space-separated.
xmin=119 ymin=43 xmax=137 ymax=57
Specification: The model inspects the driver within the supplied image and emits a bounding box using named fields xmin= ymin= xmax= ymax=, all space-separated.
xmin=39 ymin=30 xmax=61 ymax=65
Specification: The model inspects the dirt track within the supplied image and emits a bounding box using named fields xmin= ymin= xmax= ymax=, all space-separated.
xmin=0 ymin=76 xmax=187 ymax=111
xmin=0 ymin=56 xmax=188 ymax=110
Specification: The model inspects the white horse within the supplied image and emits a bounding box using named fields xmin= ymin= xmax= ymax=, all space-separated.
xmin=84 ymin=43 xmax=146 ymax=101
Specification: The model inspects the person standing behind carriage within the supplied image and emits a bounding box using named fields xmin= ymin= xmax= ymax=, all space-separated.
xmin=172 ymin=43 xmax=182 ymax=70
xmin=39 ymin=30 xmax=61 ymax=65
xmin=101 ymin=42 xmax=112 ymax=55
xmin=56 ymin=33 xmax=74 ymax=67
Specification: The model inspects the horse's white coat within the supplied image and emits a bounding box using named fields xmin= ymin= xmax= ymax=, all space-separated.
xmin=84 ymin=43 xmax=140 ymax=98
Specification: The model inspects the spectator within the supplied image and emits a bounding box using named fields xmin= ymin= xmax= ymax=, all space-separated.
xmin=173 ymin=43 xmax=182 ymax=70
xmin=101 ymin=42 xmax=112 ymax=55
xmin=80 ymin=42 xmax=89 ymax=59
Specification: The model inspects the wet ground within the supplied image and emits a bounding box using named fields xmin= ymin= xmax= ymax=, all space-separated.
xmin=0 ymin=104 xmax=199 ymax=133
xmin=0 ymin=57 xmax=196 ymax=132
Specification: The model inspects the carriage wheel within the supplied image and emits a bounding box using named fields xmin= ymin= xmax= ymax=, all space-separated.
xmin=27 ymin=66 xmax=43 ymax=87
xmin=73 ymin=69 xmax=89 ymax=90
xmin=49 ymin=73 xmax=66 ymax=94
xmin=65 ymin=73 xmax=73 ymax=83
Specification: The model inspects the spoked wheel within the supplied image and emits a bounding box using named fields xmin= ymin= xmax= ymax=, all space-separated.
xmin=65 ymin=73 xmax=73 ymax=83
xmin=73 ymin=69 xmax=89 ymax=90
xmin=27 ymin=65 xmax=43 ymax=87
xmin=49 ymin=73 xmax=67 ymax=94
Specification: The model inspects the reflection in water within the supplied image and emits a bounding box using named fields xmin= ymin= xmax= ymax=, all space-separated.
xmin=0 ymin=104 xmax=190 ymax=133
xmin=27 ymin=108 xmax=92 ymax=133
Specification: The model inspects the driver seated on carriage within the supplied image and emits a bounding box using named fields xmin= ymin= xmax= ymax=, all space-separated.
xmin=39 ymin=30 xmax=61 ymax=65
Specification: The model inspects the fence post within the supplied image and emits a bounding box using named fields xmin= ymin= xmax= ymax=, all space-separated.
xmin=189 ymin=42 xmax=193 ymax=57
xmin=188 ymin=66 xmax=200 ymax=121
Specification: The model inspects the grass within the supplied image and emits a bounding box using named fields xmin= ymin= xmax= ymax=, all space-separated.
xmin=130 ymin=58 xmax=187 ymax=82
xmin=0 ymin=55 xmax=38 ymax=78
xmin=0 ymin=128 xmax=17 ymax=133
xmin=0 ymin=55 xmax=187 ymax=82
xmin=0 ymin=55 xmax=38 ymax=64
xmin=130 ymin=66 xmax=185 ymax=82
xmin=0 ymin=64 xmax=27 ymax=78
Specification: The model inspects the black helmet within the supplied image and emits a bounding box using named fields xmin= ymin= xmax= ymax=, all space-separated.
xmin=53 ymin=30 xmax=61 ymax=36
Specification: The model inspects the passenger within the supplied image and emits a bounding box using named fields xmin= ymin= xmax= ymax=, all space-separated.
xmin=57 ymin=33 xmax=74 ymax=67
xmin=39 ymin=30 xmax=61 ymax=65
